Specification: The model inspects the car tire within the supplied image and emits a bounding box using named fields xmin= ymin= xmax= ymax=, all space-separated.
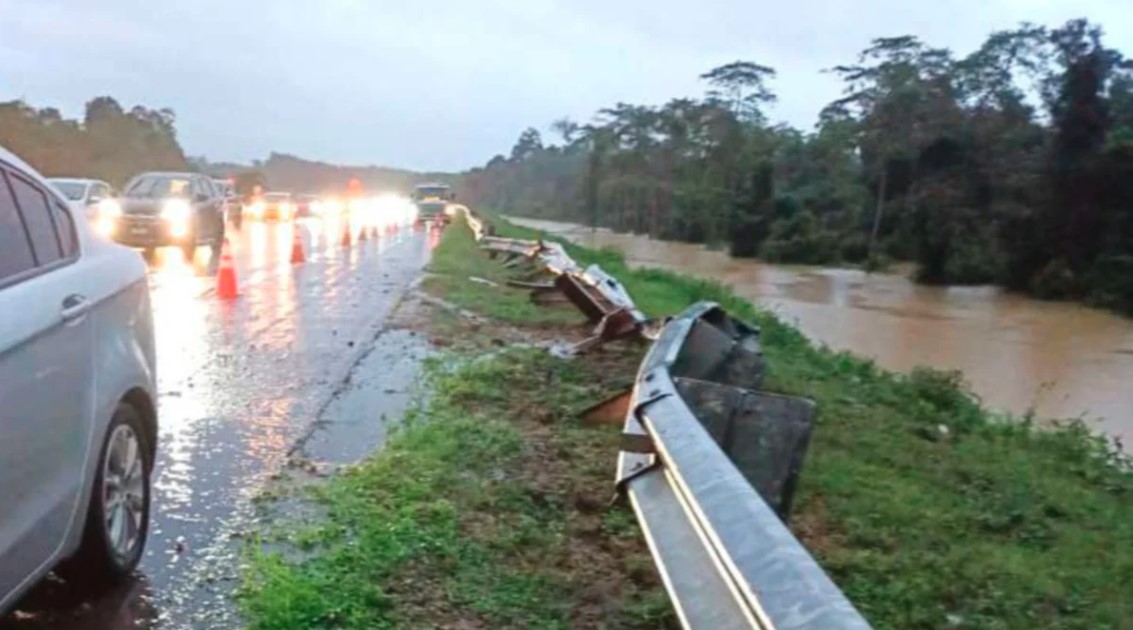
xmin=142 ymin=247 xmax=156 ymax=262
xmin=181 ymin=238 xmax=197 ymax=263
xmin=58 ymin=403 xmax=152 ymax=588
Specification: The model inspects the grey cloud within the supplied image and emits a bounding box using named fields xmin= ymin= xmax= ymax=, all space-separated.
xmin=1 ymin=0 xmax=1131 ymax=171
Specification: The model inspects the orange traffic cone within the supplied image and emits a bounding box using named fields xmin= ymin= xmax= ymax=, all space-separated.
xmin=290 ymin=226 xmax=306 ymax=264
xmin=370 ymin=224 xmax=379 ymax=239
xmin=216 ymin=238 xmax=239 ymax=299
xmin=340 ymin=221 xmax=352 ymax=247
xmin=358 ymin=224 xmax=368 ymax=242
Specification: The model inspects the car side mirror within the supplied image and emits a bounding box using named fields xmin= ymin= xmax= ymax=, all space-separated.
xmin=195 ymin=193 xmax=209 ymax=203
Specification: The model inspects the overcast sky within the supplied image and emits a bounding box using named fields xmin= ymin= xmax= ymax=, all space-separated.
xmin=1 ymin=0 xmax=1131 ymax=172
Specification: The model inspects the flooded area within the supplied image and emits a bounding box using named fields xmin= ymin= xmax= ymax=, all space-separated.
xmin=509 ymin=217 xmax=1133 ymax=445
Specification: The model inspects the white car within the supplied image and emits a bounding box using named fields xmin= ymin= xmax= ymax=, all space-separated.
xmin=0 ymin=146 xmax=158 ymax=613
xmin=47 ymin=177 xmax=116 ymax=221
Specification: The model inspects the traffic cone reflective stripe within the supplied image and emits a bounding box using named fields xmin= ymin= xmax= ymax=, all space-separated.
xmin=290 ymin=226 xmax=306 ymax=264
xmin=216 ymin=238 xmax=239 ymax=299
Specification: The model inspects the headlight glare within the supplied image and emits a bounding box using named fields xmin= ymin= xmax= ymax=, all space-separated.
xmin=161 ymin=198 xmax=192 ymax=222
xmin=98 ymin=199 xmax=122 ymax=218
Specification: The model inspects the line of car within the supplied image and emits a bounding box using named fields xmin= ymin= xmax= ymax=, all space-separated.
xmin=51 ymin=176 xmax=426 ymax=261
xmin=49 ymin=173 xmax=229 ymax=261
xmin=1 ymin=156 xmax=445 ymax=617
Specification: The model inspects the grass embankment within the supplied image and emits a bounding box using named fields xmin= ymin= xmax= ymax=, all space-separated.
xmin=238 ymin=222 xmax=672 ymax=628
xmin=240 ymin=217 xmax=1130 ymax=629
xmin=428 ymin=216 xmax=1132 ymax=629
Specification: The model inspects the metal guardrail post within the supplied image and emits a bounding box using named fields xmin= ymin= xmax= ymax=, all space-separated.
xmin=620 ymin=302 xmax=871 ymax=630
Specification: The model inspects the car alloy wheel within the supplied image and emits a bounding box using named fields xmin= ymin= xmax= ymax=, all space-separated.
xmin=101 ymin=424 xmax=146 ymax=561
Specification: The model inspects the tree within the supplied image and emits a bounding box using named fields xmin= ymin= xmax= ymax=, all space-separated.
xmin=831 ymin=36 xmax=957 ymax=263
xmin=700 ymin=61 xmax=777 ymax=123
xmin=510 ymin=128 xmax=543 ymax=162
xmin=550 ymin=118 xmax=579 ymax=145
xmin=0 ymin=96 xmax=188 ymax=187
xmin=1038 ymin=20 xmax=1130 ymax=288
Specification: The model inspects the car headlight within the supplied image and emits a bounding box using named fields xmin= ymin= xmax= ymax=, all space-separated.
xmin=161 ymin=198 xmax=191 ymax=221
xmin=98 ymin=199 xmax=122 ymax=218
xmin=161 ymin=199 xmax=191 ymax=237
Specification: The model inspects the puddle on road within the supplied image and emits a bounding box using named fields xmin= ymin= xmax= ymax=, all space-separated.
xmin=300 ymin=328 xmax=433 ymax=465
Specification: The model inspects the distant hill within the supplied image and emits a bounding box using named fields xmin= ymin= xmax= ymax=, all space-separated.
xmin=202 ymin=152 xmax=458 ymax=196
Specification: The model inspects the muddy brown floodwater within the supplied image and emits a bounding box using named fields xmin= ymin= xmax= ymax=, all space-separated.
xmin=509 ymin=217 xmax=1133 ymax=446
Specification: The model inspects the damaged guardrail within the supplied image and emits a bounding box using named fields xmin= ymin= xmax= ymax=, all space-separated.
xmin=604 ymin=302 xmax=869 ymax=629
xmin=476 ymin=224 xmax=649 ymax=352
xmin=460 ymin=211 xmax=869 ymax=628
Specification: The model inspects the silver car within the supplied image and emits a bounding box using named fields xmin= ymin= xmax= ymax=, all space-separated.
xmin=46 ymin=177 xmax=116 ymax=221
xmin=0 ymin=146 xmax=157 ymax=613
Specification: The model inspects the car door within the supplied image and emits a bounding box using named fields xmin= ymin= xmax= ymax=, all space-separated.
xmin=199 ymin=178 xmax=222 ymax=239
xmin=0 ymin=167 xmax=94 ymax=597
xmin=189 ymin=178 xmax=213 ymax=241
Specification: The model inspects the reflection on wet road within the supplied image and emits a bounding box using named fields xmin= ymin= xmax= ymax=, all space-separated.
xmin=509 ymin=217 xmax=1133 ymax=445
xmin=2 ymin=218 xmax=435 ymax=629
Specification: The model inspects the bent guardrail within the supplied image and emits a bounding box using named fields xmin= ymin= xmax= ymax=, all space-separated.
xmin=458 ymin=211 xmax=869 ymax=628
xmin=476 ymin=222 xmax=649 ymax=351
xmin=618 ymin=302 xmax=869 ymax=629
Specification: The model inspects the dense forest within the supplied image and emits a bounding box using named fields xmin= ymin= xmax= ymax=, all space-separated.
xmin=0 ymin=97 xmax=188 ymax=186
xmin=0 ymin=99 xmax=451 ymax=199
xmin=461 ymin=19 xmax=1133 ymax=313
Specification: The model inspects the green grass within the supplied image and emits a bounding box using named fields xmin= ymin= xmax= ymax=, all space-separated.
xmin=423 ymin=221 xmax=582 ymax=326
xmin=426 ymin=215 xmax=1133 ymax=630
xmin=239 ymin=347 xmax=672 ymax=629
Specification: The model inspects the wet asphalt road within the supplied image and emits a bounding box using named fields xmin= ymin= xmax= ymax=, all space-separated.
xmin=1 ymin=216 xmax=440 ymax=629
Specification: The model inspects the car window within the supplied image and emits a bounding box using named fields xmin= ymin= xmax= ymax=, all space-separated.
xmin=124 ymin=176 xmax=153 ymax=197
xmin=126 ymin=176 xmax=191 ymax=198
xmin=51 ymin=181 xmax=87 ymax=201
xmin=52 ymin=202 xmax=78 ymax=258
xmin=94 ymin=183 xmax=110 ymax=199
xmin=0 ymin=173 xmax=36 ymax=283
xmin=191 ymin=178 xmax=209 ymax=199
xmin=8 ymin=172 xmax=63 ymax=265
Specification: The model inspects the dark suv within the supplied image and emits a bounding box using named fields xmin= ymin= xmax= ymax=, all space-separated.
xmin=113 ymin=172 xmax=226 ymax=260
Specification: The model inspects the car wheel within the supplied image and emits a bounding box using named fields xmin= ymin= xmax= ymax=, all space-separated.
xmin=181 ymin=238 xmax=197 ymax=262
xmin=59 ymin=404 xmax=152 ymax=587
